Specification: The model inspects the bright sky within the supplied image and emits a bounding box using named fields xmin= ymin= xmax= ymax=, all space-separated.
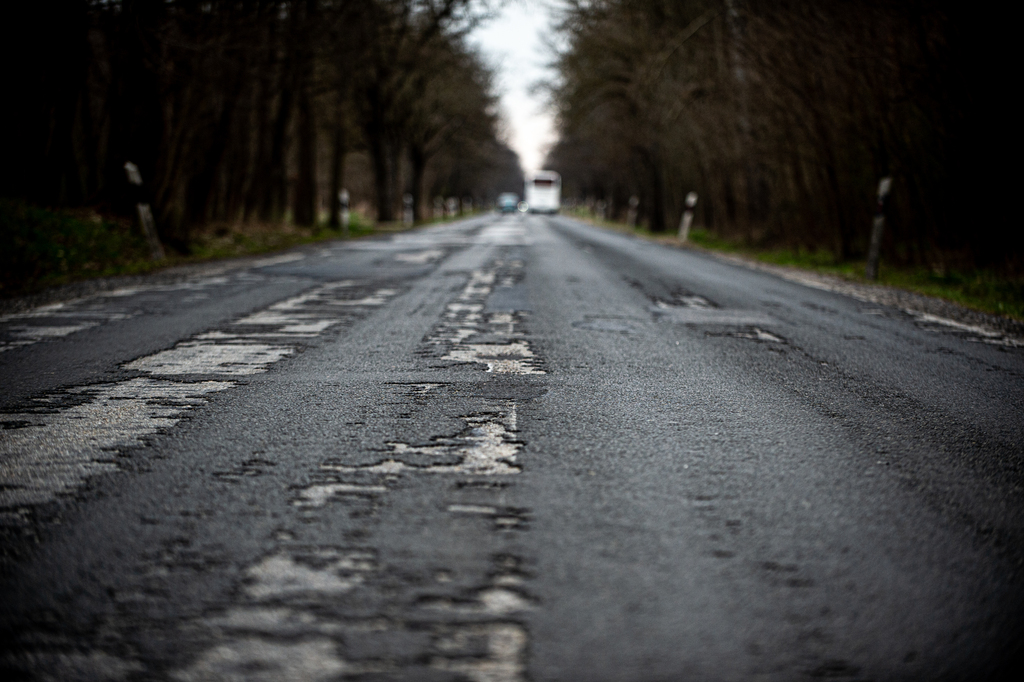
xmin=468 ymin=1 xmax=558 ymax=174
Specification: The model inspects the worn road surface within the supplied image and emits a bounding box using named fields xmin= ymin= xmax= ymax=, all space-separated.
xmin=2 ymin=215 xmax=1023 ymax=681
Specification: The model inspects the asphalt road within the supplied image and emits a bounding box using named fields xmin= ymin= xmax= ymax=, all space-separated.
xmin=1 ymin=214 xmax=1022 ymax=681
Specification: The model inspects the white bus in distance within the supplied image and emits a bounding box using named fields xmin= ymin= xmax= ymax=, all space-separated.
xmin=524 ymin=171 xmax=561 ymax=214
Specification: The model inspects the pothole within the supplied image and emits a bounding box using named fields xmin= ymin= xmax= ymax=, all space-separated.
xmin=172 ymin=638 xmax=349 ymax=682
xmin=323 ymin=406 xmax=522 ymax=477
xmin=423 ymin=261 xmax=545 ymax=375
xmin=572 ymin=317 xmax=641 ymax=334
xmin=721 ymin=328 xmax=786 ymax=343
xmin=651 ymin=305 xmax=775 ymax=326
xmin=394 ymin=249 xmax=444 ymax=264
xmin=243 ymin=549 xmax=375 ymax=600
xmin=0 ymin=379 xmax=233 ymax=510
xmin=292 ymin=483 xmax=388 ymax=507
xmin=444 ymin=341 xmax=545 ymax=375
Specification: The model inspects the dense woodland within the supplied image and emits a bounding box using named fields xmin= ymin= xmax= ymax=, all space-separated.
xmin=546 ymin=0 xmax=1014 ymax=270
xmin=0 ymin=0 xmax=522 ymax=253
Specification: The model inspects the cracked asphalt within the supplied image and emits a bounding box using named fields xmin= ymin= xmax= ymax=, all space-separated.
xmin=1 ymin=214 xmax=1022 ymax=681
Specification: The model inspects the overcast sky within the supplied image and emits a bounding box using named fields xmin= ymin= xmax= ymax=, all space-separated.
xmin=467 ymin=1 xmax=559 ymax=174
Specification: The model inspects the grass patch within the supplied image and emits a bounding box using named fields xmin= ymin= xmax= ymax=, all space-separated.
xmin=1 ymin=199 xmax=152 ymax=295
xmin=693 ymin=229 xmax=1024 ymax=320
xmin=0 ymin=200 xmax=383 ymax=299
xmin=187 ymin=213 xmax=374 ymax=261
xmin=573 ymin=210 xmax=1024 ymax=321
xmin=875 ymin=268 xmax=1024 ymax=320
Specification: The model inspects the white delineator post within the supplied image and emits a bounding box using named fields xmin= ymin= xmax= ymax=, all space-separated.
xmin=865 ymin=177 xmax=892 ymax=280
xmin=124 ymin=161 xmax=165 ymax=261
xmin=402 ymin=193 xmax=414 ymax=226
xmin=678 ymin=192 xmax=698 ymax=241
xmin=627 ymin=195 xmax=639 ymax=228
xmin=339 ymin=189 xmax=350 ymax=237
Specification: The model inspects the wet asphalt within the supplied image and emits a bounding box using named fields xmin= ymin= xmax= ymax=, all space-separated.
xmin=1 ymin=214 xmax=1022 ymax=681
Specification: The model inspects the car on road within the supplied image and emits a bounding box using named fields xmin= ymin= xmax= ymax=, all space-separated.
xmin=498 ymin=192 xmax=519 ymax=213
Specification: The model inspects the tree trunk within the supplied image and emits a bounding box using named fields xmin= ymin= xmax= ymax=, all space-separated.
xmin=639 ymin=146 xmax=667 ymax=232
xmin=293 ymin=83 xmax=317 ymax=226
xmin=328 ymin=124 xmax=346 ymax=227
xmin=364 ymin=83 xmax=394 ymax=222
xmin=245 ymin=18 xmax=277 ymax=222
xmin=410 ymin=144 xmax=427 ymax=221
xmin=188 ymin=65 xmax=245 ymax=225
xmin=262 ymin=84 xmax=293 ymax=222
xmin=291 ymin=0 xmax=317 ymax=227
xmin=388 ymin=138 xmax=402 ymax=221
xmin=369 ymin=129 xmax=392 ymax=222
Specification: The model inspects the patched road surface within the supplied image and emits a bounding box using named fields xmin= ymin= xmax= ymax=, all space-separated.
xmin=2 ymin=215 xmax=1023 ymax=681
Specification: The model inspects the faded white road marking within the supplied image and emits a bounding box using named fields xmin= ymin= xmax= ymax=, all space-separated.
xmin=172 ymin=638 xmax=347 ymax=682
xmin=4 ymin=651 xmax=144 ymax=681
xmin=178 ymin=549 xmax=382 ymax=680
xmin=127 ymin=282 xmax=399 ymax=375
xmin=431 ymin=624 xmax=528 ymax=682
xmin=423 ymin=555 xmax=532 ymax=681
xmin=0 ymin=275 xmax=239 ymax=353
xmin=406 ymin=383 xmax=443 ymax=395
xmin=323 ymin=407 xmax=521 ymax=477
xmin=394 ymin=249 xmax=444 ymax=264
xmin=475 ymin=223 xmax=532 ymax=246
xmin=244 ymin=551 xmax=375 ymax=599
xmin=329 ymin=288 xmax=396 ymax=306
xmin=910 ymin=311 xmax=1023 ymax=346
xmin=651 ymin=304 xmax=775 ymax=327
xmin=448 ymin=504 xmax=499 ymax=515
xmin=0 ymin=323 xmax=101 ymax=353
xmin=734 ymin=328 xmax=785 ymax=342
xmin=0 ymin=379 xmax=232 ymax=510
xmin=425 ymin=263 xmax=544 ymax=374
xmin=424 ymin=588 xmax=533 ymax=616
xmin=444 ymin=341 xmax=545 ymax=375
xmin=177 ymin=254 xmax=535 ymax=682
xmin=252 ymin=252 xmax=306 ymax=267
xmin=204 ymin=607 xmax=329 ymax=634
xmin=125 ymin=342 xmax=293 ymax=375
xmin=2 ymin=279 xmax=401 ymax=519
xmin=293 ymin=483 xmax=388 ymax=507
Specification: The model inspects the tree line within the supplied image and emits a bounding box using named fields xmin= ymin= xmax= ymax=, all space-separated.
xmin=546 ymin=0 xmax=1012 ymax=270
xmin=1 ymin=0 xmax=522 ymax=253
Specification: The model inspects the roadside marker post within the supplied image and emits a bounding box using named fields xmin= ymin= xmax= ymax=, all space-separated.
xmin=627 ymin=195 xmax=639 ymax=228
xmin=865 ymin=177 xmax=892 ymax=280
xmin=678 ymin=192 xmax=698 ymax=241
xmin=403 ymin=193 xmax=414 ymax=226
xmin=339 ymin=189 xmax=350 ymax=237
xmin=124 ymin=161 xmax=165 ymax=261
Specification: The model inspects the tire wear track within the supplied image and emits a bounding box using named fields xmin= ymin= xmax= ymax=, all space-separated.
xmin=0 ymin=280 xmax=398 ymax=531
xmin=176 ymin=256 xmax=542 ymax=681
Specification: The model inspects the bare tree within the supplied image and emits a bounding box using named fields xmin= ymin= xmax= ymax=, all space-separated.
xmin=547 ymin=0 xmax=1002 ymax=269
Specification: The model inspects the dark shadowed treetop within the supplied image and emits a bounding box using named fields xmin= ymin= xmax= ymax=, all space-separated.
xmin=545 ymin=0 xmax=1014 ymax=270
xmin=0 ymin=0 xmax=520 ymax=251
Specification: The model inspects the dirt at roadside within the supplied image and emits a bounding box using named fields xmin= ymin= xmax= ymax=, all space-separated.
xmin=711 ymin=251 xmax=1024 ymax=346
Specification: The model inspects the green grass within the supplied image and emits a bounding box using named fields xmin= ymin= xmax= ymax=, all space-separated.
xmin=690 ymin=228 xmax=1024 ymax=321
xmin=688 ymin=229 xmax=1024 ymax=319
xmin=0 ymin=200 xmax=383 ymax=299
xmin=1 ymin=199 xmax=153 ymax=295
xmin=874 ymin=268 xmax=1024 ymax=320
xmin=571 ymin=210 xmax=1024 ymax=321
xmin=187 ymin=213 xmax=375 ymax=262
